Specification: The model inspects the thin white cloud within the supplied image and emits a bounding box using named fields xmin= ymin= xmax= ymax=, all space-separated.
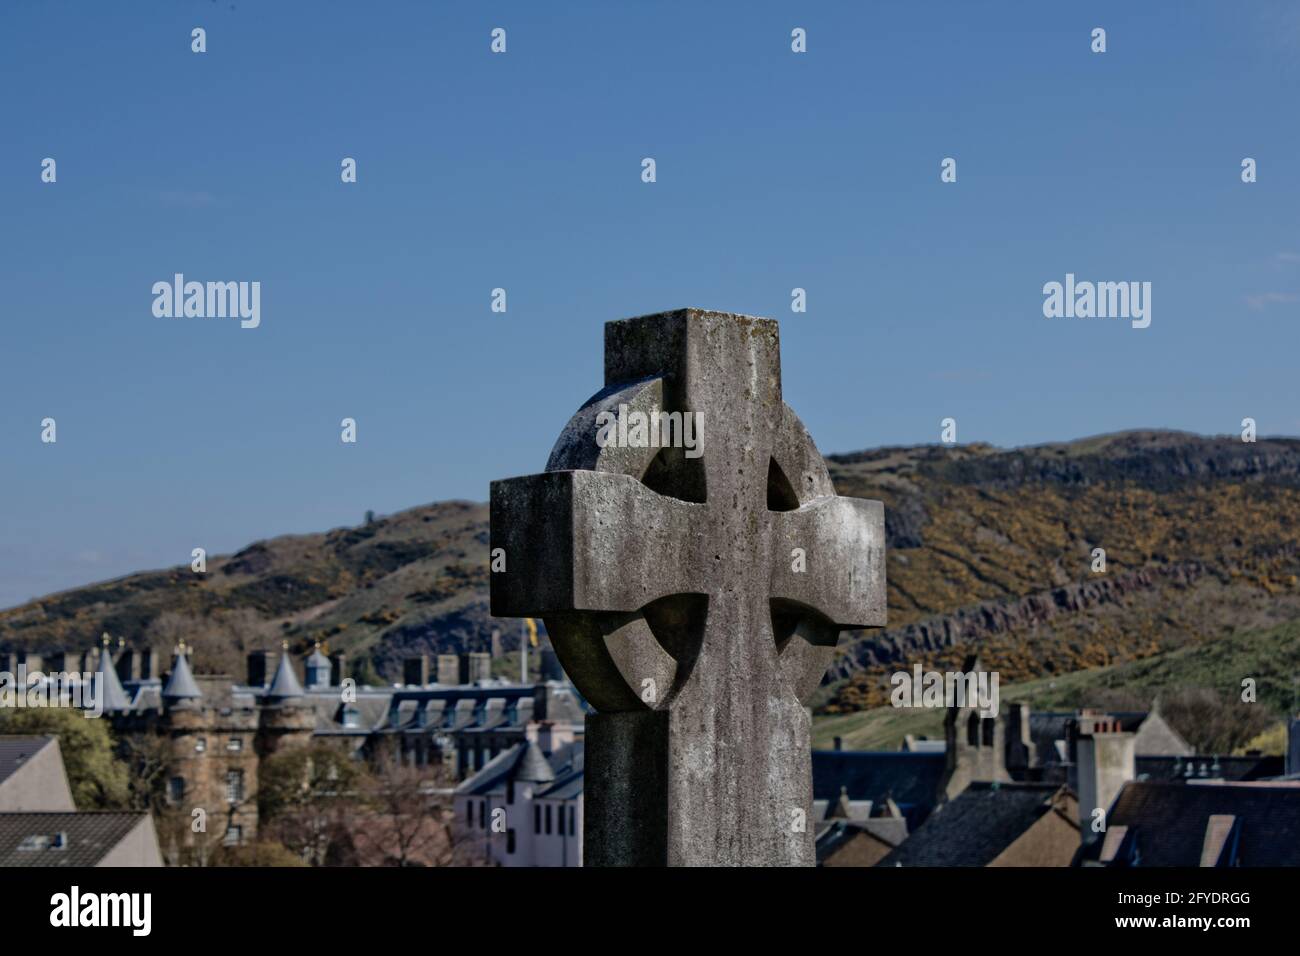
xmin=1246 ymin=291 xmax=1300 ymax=310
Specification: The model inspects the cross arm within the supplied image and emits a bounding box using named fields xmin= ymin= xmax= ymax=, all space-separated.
xmin=490 ymin=470 xmax=704 ymax=617
xmin=768 ymin=496 xmax=887 ymax=629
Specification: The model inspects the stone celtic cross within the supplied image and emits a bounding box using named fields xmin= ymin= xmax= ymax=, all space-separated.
xmin=491 ymin=309 xmax=886 ymax=865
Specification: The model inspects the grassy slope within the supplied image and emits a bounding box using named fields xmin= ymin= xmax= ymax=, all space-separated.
xmin=812 ymin=618 xmax=1300 ymax=751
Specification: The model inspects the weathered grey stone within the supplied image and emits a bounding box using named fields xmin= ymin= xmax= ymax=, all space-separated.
xmin=491 ymin=309 xmax=886 ymax=866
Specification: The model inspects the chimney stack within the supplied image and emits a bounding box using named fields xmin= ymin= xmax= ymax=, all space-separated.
xmin=1075 ymin=710 xmax=1136 ymax=844
xmin=247 ymin=650 xmax=270 ymax=687
xmin=1006 ymin=701 xmax=1033 ymax=772
xmin=403 ymin=654 xmax=430 ymax=688
xmin=112 ymin=638 xmax=136 ymax=681
xmin=463 ymin=652 xmax=491 ymax=684
xmin=436 ymin=654 xmax=459 ymax=685
xmin=141 ymin=647 xmax=160 ymax=680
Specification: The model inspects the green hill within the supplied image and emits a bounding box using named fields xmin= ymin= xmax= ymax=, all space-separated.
xmin=3 ymin=430 xmax=1299 ymax=700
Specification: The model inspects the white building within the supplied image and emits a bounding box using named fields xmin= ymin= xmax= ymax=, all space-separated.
xmin=454 ymin=726 xmax=583 ymax=867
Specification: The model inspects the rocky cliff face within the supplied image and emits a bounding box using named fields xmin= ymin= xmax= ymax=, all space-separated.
xmin=822 ymin=431 xmax=1300 ymax=709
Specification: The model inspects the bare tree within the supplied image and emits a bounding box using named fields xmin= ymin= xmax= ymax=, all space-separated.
xmin=349 ymin=752 xmax=461 ymax=866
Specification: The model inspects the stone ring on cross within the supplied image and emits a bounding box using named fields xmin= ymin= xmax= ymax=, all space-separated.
xmin=491 ymin=309 xmax=886 ymax=866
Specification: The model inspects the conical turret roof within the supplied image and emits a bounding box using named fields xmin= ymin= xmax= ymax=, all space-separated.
xmin=93 ymin=635 xmax=130 ymax=712
xmin=515 ymin=742 xmax=555 ymax=783
xmin=162 ymin=646 xmax=202 ymax=702
xmin=266 ymin=645 xmax=304 ymax=700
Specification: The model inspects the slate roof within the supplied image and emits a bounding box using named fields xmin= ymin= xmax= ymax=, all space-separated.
xmin=0 ymin=737 xmax=55 ymax=788
xmin=456 ymin=744 xmax=528 ymax=796
xmin=811 ymin=751 xmax=946 ymax=828
xmin=456 ymin=740 xmax=586 ymax=798
xmin=1136 ymin=755 xmax=1283 ymax=783
xmin=1077 ymin=781 xmax=1300 ymax=866
xmin=0 ymin=812 xmax=150 ymax=867
xmin=880 ymin=782 xmax=1075 ymax=867
xmin=815 ymin=818 xmax=908 ymax=863
xmin=537 ymin=742 xmax=585 ymax=800
xmin=1028 ymin=713 xmax=1073 ymax=765
xmin=516 ymin=742 xmax=556 ymax=783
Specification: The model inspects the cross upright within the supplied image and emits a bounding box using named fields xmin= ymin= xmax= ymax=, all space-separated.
xmin=491 ymin=309 xmax=886 ymax=866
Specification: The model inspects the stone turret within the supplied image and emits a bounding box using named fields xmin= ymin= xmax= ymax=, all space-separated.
xmin=157 ymin=645 xmax=260 ymax=855
xmin=257 ymin=643 xmax=314 ymax=758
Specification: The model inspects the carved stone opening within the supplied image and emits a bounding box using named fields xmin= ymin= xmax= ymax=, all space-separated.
xmin=641 ymin=444 xmax=706 ymax=503
xmin=766 ymin=457 xmax=799 ymax=511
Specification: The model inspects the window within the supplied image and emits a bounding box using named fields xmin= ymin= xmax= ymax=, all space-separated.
xmin=569 ymin=805 xmax=575 ymax=837
xmin=226 ymin=737 xmax=242 ymax=752
xmin=225 ymin=770 xmax=244 ymax=804
xmin=545 ymin=804 xmax=552 ymax=835
xmin=342 ymin=705 xmax=360 ymax=729
xmin=479 ymin=801 xmax=487 ymax=830
xmin=506 ymin=829 xmax=516 ymax=854
xmin=223 ymin=826 xmax=242 ymax=847
xmin=506 ymin=780 xmax=515 ymax=805
xmin=194 ymin=737 xmax=207 ymax=754
xmin=18 ymin=833 xmax=65 ymax=852
xmin=467 ymin=801 xmax=474 ymax=827
xmin=534 ymin=805 xmax=541 ymax=834
xmin=168 ymin=776 xmax=185 ymax=804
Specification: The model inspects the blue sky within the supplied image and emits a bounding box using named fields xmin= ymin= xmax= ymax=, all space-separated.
xmin=3 ymin=0 xmax=1299 ymax=607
